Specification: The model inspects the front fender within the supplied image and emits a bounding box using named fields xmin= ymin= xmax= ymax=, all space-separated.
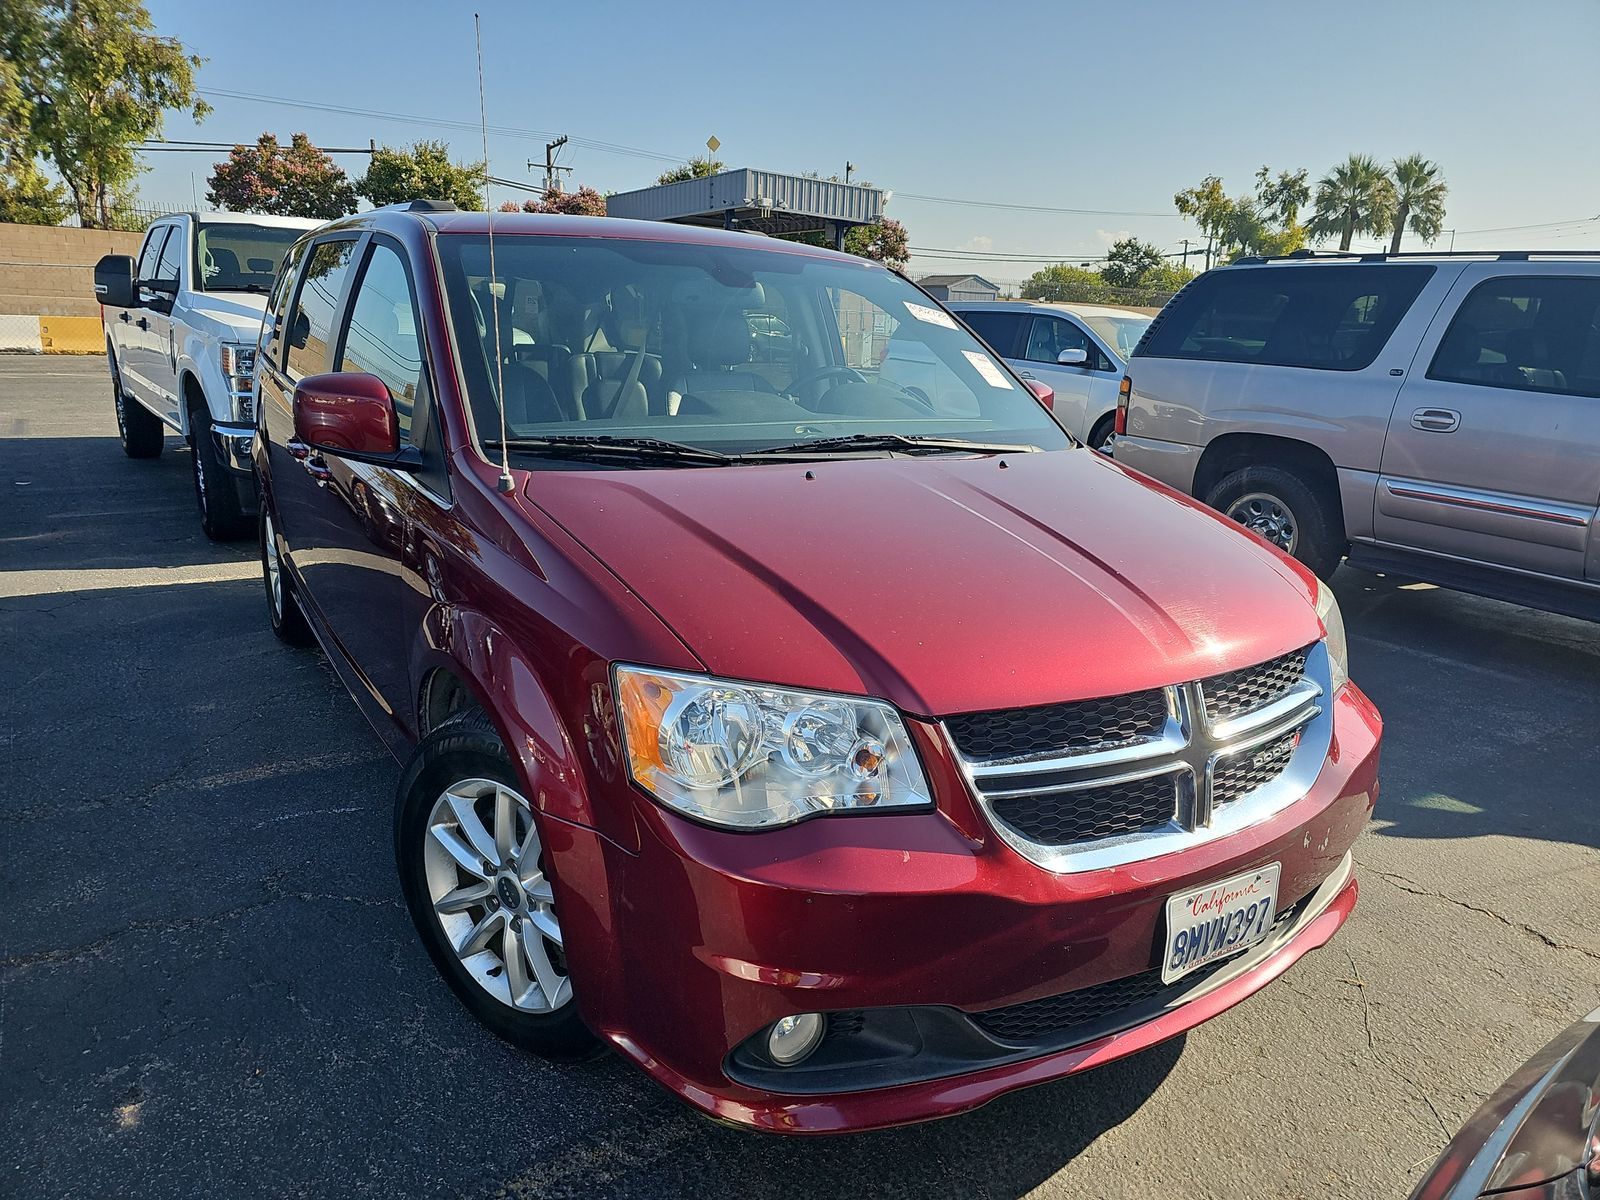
xmin=414 ymin=610 xmax=641 ymax=856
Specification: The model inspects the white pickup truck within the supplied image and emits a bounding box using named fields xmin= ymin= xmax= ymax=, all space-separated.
xmin=94 ymin=211 xmax=322 ymax=539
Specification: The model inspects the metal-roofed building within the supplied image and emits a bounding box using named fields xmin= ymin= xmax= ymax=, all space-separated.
xmin=606 ymin=168 xmax=884 ymax=248
xmin=916 ymin=274 xmax=1001 ymax=303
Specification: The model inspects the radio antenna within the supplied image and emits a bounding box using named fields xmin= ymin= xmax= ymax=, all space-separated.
xmin=475 ymin=13 xmax=514 ymax=495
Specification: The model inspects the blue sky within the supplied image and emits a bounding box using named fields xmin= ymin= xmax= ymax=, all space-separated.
xmin=140 ymin=0 xmax=1600 ymax=284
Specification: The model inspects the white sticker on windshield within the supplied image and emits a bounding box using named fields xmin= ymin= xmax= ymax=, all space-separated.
xmin=962 ymin=350 xmax=1014 ymax=389
xmin=904 ymin=301 xmax=958 ymax=329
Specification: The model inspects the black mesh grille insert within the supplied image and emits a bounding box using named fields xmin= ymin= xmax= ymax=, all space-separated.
xmin=990 ymin=772 xmax=1177 ymax=846
xmin=1212 ymin=729 xmax=1300 ymax=808
xmin=970 ymin=894 xmax=1313 ymax=1043
xmin=945 ymin=689 xmax=1167 ymax=761
xmin=1200 ymin=646 xmax=1310 ymax=722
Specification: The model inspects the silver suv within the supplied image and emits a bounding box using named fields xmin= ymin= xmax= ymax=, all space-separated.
xmin=1115 ymin=252 xmax=1600 ymax=619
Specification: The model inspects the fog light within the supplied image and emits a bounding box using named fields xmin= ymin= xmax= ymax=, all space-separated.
xmin=766 ymin=1013 xmax=824 ymax=1065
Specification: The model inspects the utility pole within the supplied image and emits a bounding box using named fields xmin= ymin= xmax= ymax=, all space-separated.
xmin=529 ymin=136 xmax=570 ymax=192
xmin=845 ymin=160 xmax=854 ymax=184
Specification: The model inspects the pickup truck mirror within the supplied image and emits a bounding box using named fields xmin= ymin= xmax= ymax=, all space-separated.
xmin=142 ymin=278 xmax=178 ymax=297
xmin=93 ymin=254 xmax=138 ymax=309
xmin=293 ymin=372 xmax=420 ymax=469
xmin=1056 ymin=348 xmax=1089 ymax=367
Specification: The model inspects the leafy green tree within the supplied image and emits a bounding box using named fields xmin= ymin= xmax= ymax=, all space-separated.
xmin=1101 ymin=237 xmax=1166 ymax=288
xmin=1021 ymin=264 xmax=1108 ymax=302
xmin=1140 ymin=259 xmax=1198 ymax=293
xmin=358 ymin=140 xmax=485 ymax=210
xmin=0 ymin=154 xmax=71 ymax=224
xmin=655 ymin=156 xmax=723 ymax=185
xmin=1387 ymin=154 xmax=1448 ymax=252
xmin=1173 ymin=176 xmax=1235 ymax=269
xmin=207 ymin=133 xmax=357 ymax=219
xmin=1308 ymin=154 xmax=1395 ymax=251
xmin=1254 ymin=167 xmax=1310 ymax=226
xmin=0 ymin=0 xmax=209 ymax=227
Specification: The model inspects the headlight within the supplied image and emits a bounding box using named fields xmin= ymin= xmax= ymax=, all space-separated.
xmin=1315 ymin=578 xmax=1348 ymax=693
xmin=219 ymin=343 xmax=256 ymax=381
xmin=613 ymin=665 xmax=933 ymax=830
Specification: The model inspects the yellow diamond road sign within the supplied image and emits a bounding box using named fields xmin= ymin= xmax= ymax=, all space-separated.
xmin=706 ymin=136 xmax=720 ymax=153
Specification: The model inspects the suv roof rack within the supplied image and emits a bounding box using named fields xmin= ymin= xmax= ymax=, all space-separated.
xmin=1232 ymin=248 xmax=1600 ymax=265
xmin=372 ymin=199 xmax=459 ymax=213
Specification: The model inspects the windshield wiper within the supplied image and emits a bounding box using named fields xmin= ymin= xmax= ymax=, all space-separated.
xmin=482 ymin=434 xmax=736 ymax=467
xmin=210 ymin=283 xmax=272 ymax=294
xmin=747 ymin=433 xmax=1041 ymax=457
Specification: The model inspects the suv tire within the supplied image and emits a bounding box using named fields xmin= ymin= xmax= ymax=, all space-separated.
xmin=1205 ymin=464 xmax=1344 ymax=579
xmin=188 ymin=400 xmax=252 ymax=541
xmin=395 ymin=710 xmax=600 ymax=1063
xmin=110 ymin=348 xmax=164 ymax=459
xmin=260 ymin=505 xmax=315 ymax=647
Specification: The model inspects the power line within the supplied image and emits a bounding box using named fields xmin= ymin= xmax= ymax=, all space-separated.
xmin=896 ymin=192 xmax=1177 ymax=218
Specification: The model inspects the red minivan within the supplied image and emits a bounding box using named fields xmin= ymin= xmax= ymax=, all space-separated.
xmin=254 ymin=204 xmax=1381 ymax=1133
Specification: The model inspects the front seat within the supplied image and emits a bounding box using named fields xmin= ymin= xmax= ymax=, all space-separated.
xmin=673 ymin=310 xmax=775 ymax=401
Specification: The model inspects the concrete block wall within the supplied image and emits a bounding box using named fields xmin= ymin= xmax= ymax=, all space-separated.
xmin=0 ymin=222 xmax=142 ymax=352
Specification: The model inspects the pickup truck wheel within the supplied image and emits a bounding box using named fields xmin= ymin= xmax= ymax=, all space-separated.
xmin=110 ymin=349 xmax=164 ymax=459
xmin=1206 ymin=465 xmax=1344 ymax=579
xmin=188 ymin=404 xmax=252 ymax=541
xmin=260 ymin=506 xmax=314 ymax=647
xmin=395 ymin=711 xmax=599 ymax=1062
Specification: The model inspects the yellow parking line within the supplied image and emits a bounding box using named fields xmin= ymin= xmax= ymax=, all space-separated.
xmin=0 ymin=561 xmax=259 ymax=600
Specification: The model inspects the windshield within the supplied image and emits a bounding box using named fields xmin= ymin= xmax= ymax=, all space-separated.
xmin=194 ymin=222 xmax=303 ymax=293
xmin=1076 ymin=312 xmax=1153 ymax=359
xmin=437 ymin=234 xmax=1070 ymax=461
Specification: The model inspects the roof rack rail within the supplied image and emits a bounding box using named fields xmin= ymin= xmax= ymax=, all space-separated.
xmin=372 ymin=199 xmax=459 ymax=213
xmin=1232 ymin=248 xmax=1600 ymax=266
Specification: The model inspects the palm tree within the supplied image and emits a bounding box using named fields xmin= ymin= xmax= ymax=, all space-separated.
xmin=1387 ymin=155 xmax=1448 ymax=252
xmin=1308 ymin=154 xmax=1395 ymax=251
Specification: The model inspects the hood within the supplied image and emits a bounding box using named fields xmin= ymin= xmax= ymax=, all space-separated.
xmin=186 ymin=290 xmax=268 ymax=339
xmin=519 ymin=449 xmax=1321 ymax=717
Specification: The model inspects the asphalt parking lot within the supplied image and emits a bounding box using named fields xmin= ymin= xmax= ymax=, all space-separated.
xmin=3 ymin=355 xmax=1598 ymax=1200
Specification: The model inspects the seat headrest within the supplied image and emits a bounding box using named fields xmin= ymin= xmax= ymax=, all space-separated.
xmin=688 ymin=310 xmax=753 ymax=368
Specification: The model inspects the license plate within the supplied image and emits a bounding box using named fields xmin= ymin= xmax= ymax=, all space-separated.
xmin=1161 ymin=863 xmax=1280 ymax=984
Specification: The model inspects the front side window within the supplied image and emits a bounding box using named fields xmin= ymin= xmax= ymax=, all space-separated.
xmin=339 ymin=242 xmax=425 ymax=440
xmin=1024 ymin=316 xmax=1092 ymax=365
xmin=1428 ymin=275 xmax=1600 ymax=398
xmin=195 ymin=222 xmax=306 ymax=294
xmin=152 ymin=226 xmax=184 ymax=287
xmin=1139 ymin=264 xmax=1434 ymax=371
xmin=436 ymin=234 xmax=1070 ymax=459
xmin=285 ymin=239 xmax=357 ymax=382
xmin=136 ymin=226 xmax=169 ymax=282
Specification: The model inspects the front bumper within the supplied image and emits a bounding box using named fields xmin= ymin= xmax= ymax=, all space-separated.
xmin=545 ymin=682 xmax=1381 ymax=1134
xmin=210 ymin=418 xmax=256 ymax=476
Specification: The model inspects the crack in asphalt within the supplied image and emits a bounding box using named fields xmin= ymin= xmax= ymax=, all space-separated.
xmin=1341 ymin=942 xmax=1454 ymax=1146
xmin=0 ymin=884 xmax=402 ymax=972
xmin=1370 ymin=868 xmax=1600 ymax=963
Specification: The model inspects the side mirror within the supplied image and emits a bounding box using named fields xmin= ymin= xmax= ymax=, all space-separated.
xmin=143 ymin=278 xmax=178 ymax=297
xmin=1057 ymin=348 xmax=1089 ymax=367
xmin=1024 ymin=378 xmax=1055 ymax=409
xmin=293 ymin=372 xmax=418 ymax=468
xmin=93 ymin=254 xmax=138 ymax=308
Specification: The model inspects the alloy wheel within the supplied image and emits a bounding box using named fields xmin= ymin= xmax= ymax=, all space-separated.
xmin=1226 ymin=491 xmax=1299 ymax=552
xmin=422 ymin=778 xmax=571 ymax=1013
xmin=263 ymin=510 xmax=283 ymax=619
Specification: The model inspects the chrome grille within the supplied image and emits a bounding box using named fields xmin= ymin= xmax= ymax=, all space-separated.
xmin=950 ymin=645 xmax=1327 ymax=872
xmin=945 ymin=690 xmax=1166 ymax=761
xmin=990 ymin=769 xmax=1179 ymax=846
xmin=1200 ymin=646 xmax=1311 ymax=723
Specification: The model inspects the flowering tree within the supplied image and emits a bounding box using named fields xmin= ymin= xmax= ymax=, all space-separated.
xmin=843 ymin=218 xmax=910 ymax=271
xmin=499 ymin=185 xmax=607 ymax=217
xmin=207 ymin=133 xmax=357 ymax=219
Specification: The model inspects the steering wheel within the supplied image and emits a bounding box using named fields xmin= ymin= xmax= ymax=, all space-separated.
xmin=787 ymin=364 xmax=867 ymax=397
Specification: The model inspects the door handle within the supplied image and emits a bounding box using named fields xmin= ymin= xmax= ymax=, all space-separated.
xmin=304 ymin=454 xmax=332 ymax=484
xmin=136 ymin=316 xmax=149 ymax=331
xmin=287 ymin=437 xmax=311 ymax=461
xmin=118 ymin=311 xmax=130 ymax=323
xmin=1411 ymin=407 xmax=1460 ymax=433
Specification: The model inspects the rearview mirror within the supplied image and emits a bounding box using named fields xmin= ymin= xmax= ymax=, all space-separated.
xmin=1024 ymin=378 xmax=1055 ymax=409
xmin=93 ymin=254 xmax=137 ymax=308
xmin=293 ymin=372 xmax=418 ymax=468
xmin=1056 ymin=348 xmax=1089 ymax=367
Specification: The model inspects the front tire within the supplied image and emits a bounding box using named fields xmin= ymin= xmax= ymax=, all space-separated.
xmin=395 ymin=711 xmax=598 ymax=1062
xmin=188 ymin=400 xmax=252 ymax=541
xmin=1205 ymin=464 xmax=1345 ymax=579
xmin=110 ymin=348 xmax=164 ymax=459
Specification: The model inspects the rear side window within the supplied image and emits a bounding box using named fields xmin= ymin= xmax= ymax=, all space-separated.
xmin=959 ymin=310 xmax=1024 ymax=357
xmin=285 ymin=239 xmax=358 ymax=382
xmin=339 ymin=241 xmax=425 ymax=441
xmin=1428 ymin=275 xmax=1600 ymax=399
xmin=1139 ymin=264 xmax=1434 ymax=371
